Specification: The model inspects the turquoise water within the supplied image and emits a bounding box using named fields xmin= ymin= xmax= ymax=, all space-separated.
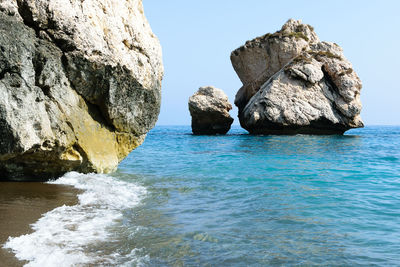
xmin=114 ymin=126 xmax=400 ymax=266
xmin=5 ymin=126 xmax=400 ymax=266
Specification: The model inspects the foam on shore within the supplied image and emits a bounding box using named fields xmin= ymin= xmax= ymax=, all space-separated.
xmin=3 ymin=172 xmax=147 ymax=267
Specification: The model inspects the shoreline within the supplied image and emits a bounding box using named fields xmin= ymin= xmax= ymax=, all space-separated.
xmin=0 ymin=182 xmax=80 ymax=266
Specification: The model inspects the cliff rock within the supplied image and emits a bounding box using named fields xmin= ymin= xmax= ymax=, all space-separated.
xmin=231 ymin=19 xmax=362 ymax=134
xmin=0 ymin=0 xmax=163 ymax=180
xmin=189 ymin=86 xmax=234 ymax=135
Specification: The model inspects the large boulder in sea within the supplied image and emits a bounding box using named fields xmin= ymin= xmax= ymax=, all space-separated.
xmin=231 ymin=19 xmax=363 ymax=134
xmin=0 ymin=0 xmax=163 ymax=180
xmin=189 ymin=86 xmax=234 ymax=135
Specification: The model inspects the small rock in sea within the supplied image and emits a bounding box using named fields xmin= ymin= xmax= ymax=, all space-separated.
xmin=231 ymin=19 xmax=363 ymax=134
xmin=189 ymin=86 xmax=234 ymax=135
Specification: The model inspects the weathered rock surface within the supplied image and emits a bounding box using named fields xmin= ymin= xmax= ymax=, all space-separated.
xmin=189 ymin=86 xmax=234 ymax=135
xmin=231 ymin=19 xmax=363 ymax=134
xmin=0 ymin=0 xmax=163 ymax=180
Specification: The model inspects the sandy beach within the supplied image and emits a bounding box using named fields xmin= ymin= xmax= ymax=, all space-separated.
xmin=0 ymin=182 xmax=80 ymax=267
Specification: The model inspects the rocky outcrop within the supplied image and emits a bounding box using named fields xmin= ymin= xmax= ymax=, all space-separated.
xmin=189 ymin=86 xmax=234 ymax=135
xmin=231 ymin=19 xmax=362 ymax=134
xmin=0 ymin=0 xmax=163 ymax=180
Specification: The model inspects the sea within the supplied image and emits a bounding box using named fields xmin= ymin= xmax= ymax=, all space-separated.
xmin=3 ymin=125 xmax=400 ymax=266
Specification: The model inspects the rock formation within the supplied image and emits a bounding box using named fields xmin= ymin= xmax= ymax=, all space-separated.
xmin=0 ymin=0 xmax=163 ymax=180
xmin=231 ymin=19 xmax=363 ymax=134
xmin=189 ymin=86 xmax=234 ymax=135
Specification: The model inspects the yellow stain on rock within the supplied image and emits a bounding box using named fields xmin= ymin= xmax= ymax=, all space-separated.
xmin=64 ymin=97 xmax=144 ymax=174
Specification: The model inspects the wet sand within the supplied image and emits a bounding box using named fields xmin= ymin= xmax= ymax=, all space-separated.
xmin=0 ymin=182 xmax=80 ymax=266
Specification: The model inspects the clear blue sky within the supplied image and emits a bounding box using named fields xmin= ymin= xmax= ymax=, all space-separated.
xmin=143 ymin=0 xmax=400 ymax=126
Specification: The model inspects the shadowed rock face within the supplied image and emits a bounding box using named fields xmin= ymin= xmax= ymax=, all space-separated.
xmin=0 ymin=0 xmax=163 ymax=180
xmin=189 ymin=86 xmax=234 ymax=135
xmin=231 ymin=19 xmax=363 ymax=135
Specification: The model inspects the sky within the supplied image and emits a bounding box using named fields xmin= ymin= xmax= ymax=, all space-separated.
xmin=143 ymin=0 xmax=400 ymax=126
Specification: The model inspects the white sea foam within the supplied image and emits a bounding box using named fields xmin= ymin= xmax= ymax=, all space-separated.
xmin=3 ymin=172 xmax=147 ymax=267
